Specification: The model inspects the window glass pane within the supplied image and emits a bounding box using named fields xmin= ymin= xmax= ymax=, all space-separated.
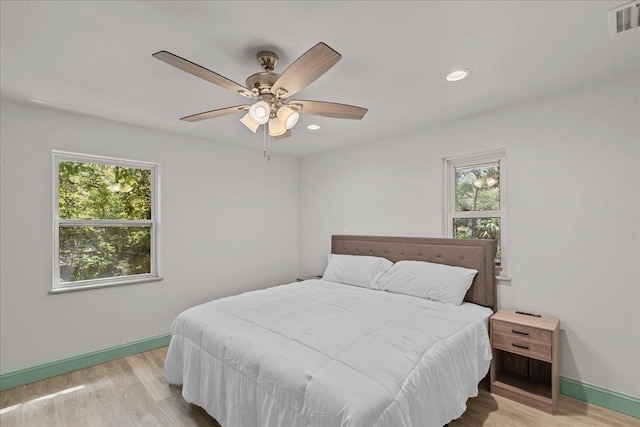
xmin=453 ymin=217 xmax=501 ymax=260
xmin=455 ymin=164 xmax=500 ymax=212
xmin=59 ymin=226 xmax=151 ymax=282
xmin=58 ymin=161 xmax=151 ymax=220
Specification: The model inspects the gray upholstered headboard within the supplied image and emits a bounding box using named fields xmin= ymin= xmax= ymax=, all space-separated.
xmin=331 ymin=235 xmax=497 ymax=309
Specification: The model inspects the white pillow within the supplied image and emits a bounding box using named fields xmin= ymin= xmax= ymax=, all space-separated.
xmin=377 ymin=260 xmax=477 ymax=305
xmin=322 ymin=254 xmax=393 ymax=289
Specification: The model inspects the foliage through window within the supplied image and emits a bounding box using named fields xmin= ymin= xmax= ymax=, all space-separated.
xmin=444 ymin=151 xmax=507 ymax=276
xmin=53 ymin=152 xmax=159 ymax=291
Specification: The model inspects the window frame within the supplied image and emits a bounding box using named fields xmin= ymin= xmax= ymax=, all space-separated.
xmin=443 ymin=149 xmax=508 ymax=279
xmin=51 ymin=150 xmax=161 ymax=294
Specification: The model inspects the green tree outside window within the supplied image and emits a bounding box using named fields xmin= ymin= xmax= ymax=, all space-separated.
xmin=57 ymin=159 xmax=155 ymax=284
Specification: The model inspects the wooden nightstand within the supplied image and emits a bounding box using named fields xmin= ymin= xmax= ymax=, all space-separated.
xmin=296 ymin=275 xmax=322 ymax=282
xmin=490 ymin=310 xmax=560 ymax=414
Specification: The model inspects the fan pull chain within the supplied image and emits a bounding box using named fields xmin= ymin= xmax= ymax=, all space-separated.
xmin=262 ymin=124 xmax=271 ymax=162
xmin=263 ymin=125 xmax=267 ymax=159
xmin=267 ymin=134 xmax=271 ymax=162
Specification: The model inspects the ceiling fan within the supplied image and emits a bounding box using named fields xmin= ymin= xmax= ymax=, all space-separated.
xmin=152 ymin=42 xmax=367 ymax=140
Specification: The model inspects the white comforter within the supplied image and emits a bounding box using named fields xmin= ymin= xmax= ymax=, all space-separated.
xmin=165 ymin=280 xmax=492 ymax=427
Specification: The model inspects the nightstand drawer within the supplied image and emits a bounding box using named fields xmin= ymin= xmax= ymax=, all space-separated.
xmin=492 ymin=320 xmax=552 ymax=344
xmin=492 ymin=331 xmax=552 ymax=361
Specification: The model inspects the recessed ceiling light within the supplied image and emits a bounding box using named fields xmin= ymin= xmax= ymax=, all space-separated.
xmin=307 ymin=124 xmax=320 ymax=130
xmin=446 ymin=69 xmax=471 ymax=82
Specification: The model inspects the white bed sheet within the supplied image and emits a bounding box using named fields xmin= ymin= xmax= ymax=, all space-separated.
xmin=165 ymin=279 xmax=493 ymax=427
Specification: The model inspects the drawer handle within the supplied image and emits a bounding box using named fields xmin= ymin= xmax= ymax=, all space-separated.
xmin=512 ymin=330 xmax=530 ymax=336
xmin=512 ymin=343 xmax=529 ymax=350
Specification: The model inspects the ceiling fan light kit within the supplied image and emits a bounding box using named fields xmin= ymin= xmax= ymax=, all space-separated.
xmin=277 ymin=105 xmax=300 ymax=129
xmin=240 ymin=113 xmax=259 ymax=133
xmin=248 ymin=100 xmax=270 ymax=124
xmin=152 ymin=42 xmax=367 ymax=158
xmin=268 ymin=117 xmax=287 ymax=137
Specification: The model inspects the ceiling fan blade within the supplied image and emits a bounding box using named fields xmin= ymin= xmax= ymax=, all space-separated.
xmin=180 ymin=105 xmax=250 ymax=122
xmin=153 ymin=51 xmax=255 ymax=99
xmin=271 ymin=43 xmax=341 ymax=99
xmin=288 ymin=100 xmax=368 ymax=120
xmin=275 ymin=130 xmax=292 ymax=140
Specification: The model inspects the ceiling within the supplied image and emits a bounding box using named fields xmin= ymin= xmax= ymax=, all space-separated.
xmin=1 ymin=1 xmax=638 ymax=157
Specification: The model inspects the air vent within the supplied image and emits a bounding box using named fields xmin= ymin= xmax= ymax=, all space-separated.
xmin=609 ymin=0 xmax=640 ymax=36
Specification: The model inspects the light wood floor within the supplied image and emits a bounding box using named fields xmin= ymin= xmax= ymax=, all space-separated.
xmin=1 ymin=347 xmax=637 ymax=427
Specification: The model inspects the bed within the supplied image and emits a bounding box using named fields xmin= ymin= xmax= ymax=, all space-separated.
xmin=165 ymin=235 xmax=497 ymax=427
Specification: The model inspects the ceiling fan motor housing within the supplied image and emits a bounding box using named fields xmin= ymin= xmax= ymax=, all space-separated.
xmin=245 ymin=71 xmax=279 ymax=95
xmin=246 ymin=51 xmax=282 ymax=96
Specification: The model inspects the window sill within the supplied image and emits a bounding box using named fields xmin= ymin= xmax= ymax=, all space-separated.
xmin=50 ymin=276 xmax=163 ymax=295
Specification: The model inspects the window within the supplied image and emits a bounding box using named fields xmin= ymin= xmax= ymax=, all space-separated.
xmin=52 ymin=151 xmax=160 ymax=293
xmin=443 ymin=150 xmax=508 ymax=278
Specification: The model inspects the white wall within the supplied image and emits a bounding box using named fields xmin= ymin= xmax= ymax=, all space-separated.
xmin=0 ymin=99 xmax=299 ymax=374
xmin=298 ymin=74 xmax=640 ymax=398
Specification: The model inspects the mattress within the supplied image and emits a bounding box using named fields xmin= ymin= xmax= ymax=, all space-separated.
xmin=165 ymin=279 xmax=493 ymax=427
